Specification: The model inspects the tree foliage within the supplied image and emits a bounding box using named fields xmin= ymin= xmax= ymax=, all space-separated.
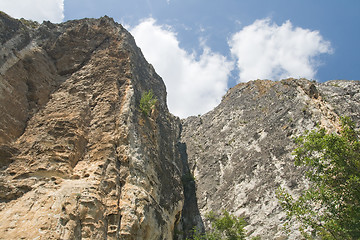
xmin=139 ymin=90 xmax=157 ymax=116
xmin=188 ymin=210 xmax=247 ymax=240
xmin=277 ymin=117 xmax=360 ymax=239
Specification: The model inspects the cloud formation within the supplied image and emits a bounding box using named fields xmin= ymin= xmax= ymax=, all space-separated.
xmin=130 ymin=18 xmax=233 ymax=118
xmin=0 ymin=0 xmax=64 ymax=23
xmin=229 ymin=18 xmax=333 ymax=82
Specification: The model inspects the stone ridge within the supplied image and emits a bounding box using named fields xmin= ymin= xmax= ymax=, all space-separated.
xmin=0 ymin=14 xmax=199 ymax=239
xmin=180 ymin=78 xmax=360 ymax=239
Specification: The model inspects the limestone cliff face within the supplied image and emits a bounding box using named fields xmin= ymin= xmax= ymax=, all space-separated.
xmin=1 ymin=12 xmax=360 ymax=240
xmin=0 ymin=13 xmax=192 ymax=240
xmin=181 ymin=79 xmax=360 ymax=239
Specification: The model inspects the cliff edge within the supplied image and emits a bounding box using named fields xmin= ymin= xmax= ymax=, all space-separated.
xmin=0 ymin=12 xmax=200 ymax=240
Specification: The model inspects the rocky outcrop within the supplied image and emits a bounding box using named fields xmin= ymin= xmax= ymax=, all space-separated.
xmin=0 ymin=12 xmax=198 ymax=240
xmin=180 ymin=78 xmax=360 ymax=239
xmin=1 ymin=12 xmax=359 ymax=240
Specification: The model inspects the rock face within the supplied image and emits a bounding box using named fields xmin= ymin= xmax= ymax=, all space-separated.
xmin=1 ymin=12 xmax=360 ymax=240
xmin=180 ymin=79 xmax=360 ymax=239
xmin=0 ymin=12 xmax=198 ymax=239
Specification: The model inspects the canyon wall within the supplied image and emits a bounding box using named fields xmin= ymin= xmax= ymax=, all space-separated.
xmin=0 ymin=13 xmax=199 ymax=240
xmin=1 ymin=12 xmax=359 ymax=239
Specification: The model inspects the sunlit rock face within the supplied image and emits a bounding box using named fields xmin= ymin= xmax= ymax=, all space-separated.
xmin=1 ymin=11 xmax=359 ymax=240
xmin=0 ymin=12 xmax=198 ymax=240
xmin=180 ymin=79 xmax=360 ymax=239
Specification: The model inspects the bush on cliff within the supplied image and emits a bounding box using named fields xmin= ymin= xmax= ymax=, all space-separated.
xmin=277 ymin=116 xmax=360 ymax=239
xmin=139 ymin=90 xmax=157 ymax=116
xmin=188 ymin=210 xmax=247 ymax=240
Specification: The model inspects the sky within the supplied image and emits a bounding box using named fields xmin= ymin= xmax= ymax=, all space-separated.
xmin=1 ymin=1 xmax=359 ymax=118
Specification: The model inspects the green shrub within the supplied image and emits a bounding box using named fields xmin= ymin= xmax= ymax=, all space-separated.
xmin=140 ymin=90 xmax=157 ymax=116
xmin=188 ymin=210 xmax=247 ymax=240
xmin=277 ymin=116 xmax=360 ymax=239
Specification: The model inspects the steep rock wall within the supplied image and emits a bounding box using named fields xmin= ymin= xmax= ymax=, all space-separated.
xmin=1 ymin=12 xmax=359 ymax=240
xmin=181 ymin=79 xmax=360 ymax=239
xmin=0 ymin=13 xmax=197 ymax=240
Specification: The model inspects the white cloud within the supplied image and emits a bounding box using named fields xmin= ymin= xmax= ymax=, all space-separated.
xmin=229 ymin=18 xmax=333 ymax=82
xmin=130 ymin=18 xmax=233 ymax=118
xmin=0 ymin=0 xmax=64 ymax=23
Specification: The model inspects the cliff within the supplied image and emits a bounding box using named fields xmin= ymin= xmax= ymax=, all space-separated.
xmin=0 ymin=12 xmax=199 ymax=239
xmin=181 ymin=79 xmax=360 ymax=239
xmin=0 ymin=12 xmax=359 ymax=240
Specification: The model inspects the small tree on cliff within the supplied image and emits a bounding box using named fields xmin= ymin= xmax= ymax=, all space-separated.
xmin=277 ymin=117 xmax=360 ymax=239
xmin=139 ymin=90 xmax=157 ymax=116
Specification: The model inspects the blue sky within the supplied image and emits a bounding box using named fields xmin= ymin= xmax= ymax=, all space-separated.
xmin=1 ymin=0 xmax=359 ymax=117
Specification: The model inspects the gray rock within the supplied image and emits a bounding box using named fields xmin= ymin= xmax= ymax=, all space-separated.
xmin=181 ymin=78 xmax=360 ymax=239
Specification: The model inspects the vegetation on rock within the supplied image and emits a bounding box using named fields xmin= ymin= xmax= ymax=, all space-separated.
xmin=188 ymin=210 xmax=247 ymax=240
xmin=277 ymin=117 xmax=360 ymax=239
xmin=140 ymin=90 xmax=157 ymax=116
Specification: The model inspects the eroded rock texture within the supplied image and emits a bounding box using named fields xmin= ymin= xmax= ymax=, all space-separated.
xmin=0 ymin=13 xmax=194 ymax=240
xmin=181 ymin=79 xmax=360 ymax=239
xmin=1 ymin=11 xmax=359 ymax=240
